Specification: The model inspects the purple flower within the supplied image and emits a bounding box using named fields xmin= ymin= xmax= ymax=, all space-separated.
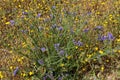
xmin=107 ymin=32 xmax=114 ymax=41
xmin=101 ymin=36 xmax=107 ymax=41
xmin=87 ymin=12 xmax=92 ymax=15
xmin=51 ymin=24 xmax=57 ymax=29
xmin=50 ymin=14 xmax=54 ymax=19
xmin=13 ymin=67 xmax=19 ymax=76
xmin=37 ymin=13 xmax=41 ymax=17
xmin=43 ymin=76 xmax=47 ymax=80
xmin=38 ymin=59 xmax=44 ymax=65
xmin=22 ymin=11 xmax=28 ymax=15
xmin=83 ymin=28 xmax=89 ymax=32
xmin=10 ymin=20 xmax=15 ymax=26
xmin=58 ymin=76 xmax=63 ymax=80
xmin=95 ymin=26 xmax=103 ymax=30
xmin=73 ymin=40 xmax=83 ymax=46
xmin=59 ymin=50 xmax=65 ymax=56
xmin=54 ymin=43 xmax=60 ymax=51
xmin=52 ymin=6 xmax=56 ymax=9
xmin=58 ymin=26 xmax=63 ymax=31
xmin=98 ymin=35 xmax=107 ymax=41
xmin=41 ymin=47 xmax=46 ymax=52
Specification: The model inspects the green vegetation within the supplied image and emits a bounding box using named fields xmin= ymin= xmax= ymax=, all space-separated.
xmin=0 ymin=0 xmax=120 ymax=80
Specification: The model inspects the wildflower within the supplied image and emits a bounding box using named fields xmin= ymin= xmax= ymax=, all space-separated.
xmin=50 ymin=14 xmax=54 ymax=19
xmin=51 ymin=24 xmax=57 ymax=29
xmin=60 ymin=63 xmax=64 ymax=67
xmin=77 ymin=41 xmax=83 ymax=46
xmin=10 ymin=20 xmax=15 ymax=26
xmin=66 ymin=55 xmax=71 ymax=60
xmin=37 ymin=13 xmax=41 ymax=17
xmin=0 ymin=71 xmax=3 ymax=79
xmin=116 ymin=38 xmax=120 ymax=42
xmin=58 ymin=76 xmax=62 ymax=80
xmin=13 ymin=67 xmax=19 ymax=76
xmin=38 ymin=59 xmax=44 ymax=65
xmin=101 ymin=65 xmax=104 ymax=72
xmin=29 ymin=71 xmax=34 ymax=76
xmin=75 ymin=46 xmax=78 ymax=49
xmin=58 ymin=26 xmax=63 ymax=31
xmin=54 ymin=43 xmax=60 ymax=51
xmin=94 ymin=47 xmax=98 ymax=51
xmin=95 ymin=26 xmax=103 ymax=30
xmin=10 ymin=66 xmax=13 ymax=70
xmin=87 ymin=12 xmax=92 ymax=16
xmin=98 ymin=35 xmax=107 ymax=41
xmin=52 ymin=6 xmax=56 ymax=9
xmin=5 ymin=22 xmax=10 ymax=25
xmin=106 ymin=60 xmax=109 ymax=62
xmin=101 ymin=36 xmax=108 ymax=41
xmin=99 ymin=50 xmax=104 ymax=54
xmin=73 ymin=40 xmax=83 ymax=46
xmin=21 ymin=73 xmax=26 ymax=77
xmin=107 ymin=32 xmax=114 ymax=41
xmin=22 ymin=11 xmax=28 ymax=15
xmin=59 ymin=50 xmax=65 ymax=56
xmin=41 ymin=47 xmax=46 ymax=52
xmin=83 ymin=28 xmax=89 ymax=32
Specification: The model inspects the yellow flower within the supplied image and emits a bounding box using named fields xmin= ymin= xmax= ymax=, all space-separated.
xmin=106 ymin=60 xmax=109 ymax=62
xmin=60 ymin=63 xmax=64 ymax=67
xmin=75 ymin=46 xmax=78 ymax=49
xmin=101 ymin=65 xmax=104 ymax=72
xmin=30 ymin=30 xmax=34 ymax=33
xmin=0 ymin=71 xmax=3 ymax=79
xmin=94 ymin=47 xmax=98 ymax=51
xmin=118 ymin=50 xmax=120 ymax=53
xmin=67 ymin=55 xmax=71 ymax=60
xmin=10 ymin=66 xmax=13 ymax=70
xmin=99 ymin=50 xmax=104 ymax=54
xmin=116 ymin=38 xmax=120 ymax=42
xmin=29 ymin=71 xmax=34 ymax=76
xmin=21 ymin=73 xmax=26 ymax=77
xmin=17 ymin=58 xmax=21 ymax=62
xmin=5 ymin=22 xmax=10 ymax=24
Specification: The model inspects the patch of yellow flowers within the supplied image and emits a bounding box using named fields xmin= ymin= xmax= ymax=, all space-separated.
xmin=0 ymin=71 xmax=3 ymax=79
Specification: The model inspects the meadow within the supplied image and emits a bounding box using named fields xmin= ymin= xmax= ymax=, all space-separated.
xmin=0 ymin=0 xmax=120 ymax=80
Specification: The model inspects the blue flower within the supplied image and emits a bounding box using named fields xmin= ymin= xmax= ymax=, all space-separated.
xmin=51 ymin=24 xmax=57 ymax=29
xmin=95 ymin=26 xmax=103 ymax=30
xmin=98 ymin=35 xmax=107 ymax=41
xmin=73 ymin=40 xmax=83 ymax=46
xmin=52 ymin=6 xmax=56 ymax=9
xmin=59 ymin=50 xmax=65 ymax=56
xmin=37 ymin=13 xmax=41 ymax=17
xmin=107 ymin=32 xmax=114 ymax=41
xmin=13 ymin=67 xmax=19 ymax=76
xmin=77 ymin=41 xmax=83 ymax=46
xmin=22 ymin=11 xmax=28 ymax=15
xmin=58 ymin=26 xmax=63 ymax=31
xmin=10 ymin=20 xmax=15 ymax=26
xmin=41 ymin=47 xmax=46 ymax=52
xmin=58 ymin=76 xmax=62 ymax=80
xmin=54 ymin=43 xmax=60 ymax=51
xmin=83 ymin=28 xmax=89 ymax=32
xmin=101 ymin=36 xmax=107 ymax=41
xmin=38 ymin=59 xmax=44 ymax=65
